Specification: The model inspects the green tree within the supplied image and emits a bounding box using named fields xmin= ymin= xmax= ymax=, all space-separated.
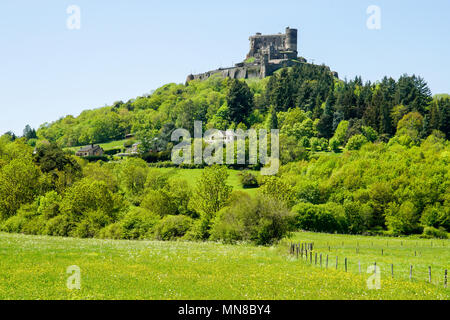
xmin=189 ymin=165 xmax=232 ymax=238
xmin=226 ymin=79 xmax=253 ymax=125
xmin=0 ymin=158 xmax=43 ymax=220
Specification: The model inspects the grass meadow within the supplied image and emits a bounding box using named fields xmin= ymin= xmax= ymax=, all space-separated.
xmin=155 ymin=168 xmax=260 ymax=196
xmin=0 ymin=232 xmax=448 ymax=300
xmin=64 ymin=139 xmax=131 ymax=153
xmin=289 ymin=232 xmax=450 ymax=288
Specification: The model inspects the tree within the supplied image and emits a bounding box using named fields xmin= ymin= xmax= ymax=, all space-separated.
xmin=316 ymin=100 xmax=334 ymax=138
xmin=396 ymin=112 xmax=424 ymax=144
xmin=331 ymin=120 xmax=349 ymax=146
xmin=226 ymin=79 xmax=253 ymax=125
xmin=117 ymin=158 xmax=149 ymax=200
xmin=23 ymin=125 xmax=37 ymax=140
xmin=0 ymin=158 xmax=43 ymax=220
xmin=266 ymin=106 xmax=278 ymax=130
xmin=60 ymin=178 xmax=123 ymax=230
xmin=189 ymin=165 xmax=232 ymax=238
xmin=346 ymin=134 xmax=368 ymax=150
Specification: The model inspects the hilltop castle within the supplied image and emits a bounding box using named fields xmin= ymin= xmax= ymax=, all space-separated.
xmin=186 ymin=27 xmax=308 ymax=83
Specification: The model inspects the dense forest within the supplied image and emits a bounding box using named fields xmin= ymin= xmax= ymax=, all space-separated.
xmin=1 ymin=62 xmax=449 ymax=242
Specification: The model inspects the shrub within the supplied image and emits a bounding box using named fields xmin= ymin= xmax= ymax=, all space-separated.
xmin=293 ymin=180 xmax=321 ymax=204
xmin=104 ymin=148 xmax=122 ymax=156
xmin=119 ymin=207 xmax=160 ymax=239
xmin=385 ymin=201 xmax=421 ymax=235
xmin=60 ymin=178 xmax=123 ymax=226
xmin=70 ymin=219 xmax=98 ymax=238
xmin=259 ymin=176 xmax=295 ymax=208
xmin=310 ymin=137 xmax=320 ymax=152
xmin=361 ymin=126 xmax=378 ymax=142
xmin=343 ymin=201 xmax=370 ymax=234
xmin=293 ymin=202 xmax=347 ymax=233
xmin=84 ymin=155 xmax=109 ymax=162
xmin=346 ymin=134 xmax=368 ymax=150
xmin=141 ymin=189 xmax=177 ymax=216
xmin=329 ymin=138 xmax=340 ymax=153
xmin=99 ymin=223 xmax=126 ymax=240
xmin=420 ymin=204 xmax=449 ymax=231
xmin=37 ymin=191 xmax=61 ymax=220
xmin=210 ymin=192 xmax=295 ymax=245
xmin=44 ymin=215 xmax=72 ymax=236
xmin=154 ymin=215 xmax=193 ymax=241
xmin=1 ymin=215 xmax=27 ymax=233
xmin=421 ymin=226 xmax=448 ymax=239
xmin=238 ymin=170 xmax=259 ymax=188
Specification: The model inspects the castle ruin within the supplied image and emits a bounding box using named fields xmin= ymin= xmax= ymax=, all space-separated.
xmin=186 ymin=27 xmax=307 ymax=83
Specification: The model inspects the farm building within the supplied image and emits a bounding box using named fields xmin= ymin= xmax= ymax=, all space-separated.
xmin=75 ymin=144 xmax=104 ymax=157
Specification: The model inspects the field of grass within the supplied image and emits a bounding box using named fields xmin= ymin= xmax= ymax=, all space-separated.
xmin=156 ymin=168 xmax=260 ymax=196
xmin=290 ymin=232 xmax=450 ymax=287
xmin=0 ymin=232 xmax=448 ymax=300
xmin=64 ymin=139 xmax=132 ymax=153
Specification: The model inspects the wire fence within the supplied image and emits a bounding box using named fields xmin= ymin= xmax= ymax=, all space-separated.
xmin=289 ymin=242 xmax=449 ymax=289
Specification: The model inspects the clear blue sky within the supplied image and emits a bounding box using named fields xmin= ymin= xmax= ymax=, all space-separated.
xmin=1 ymin=0 xmax=449 ymax=135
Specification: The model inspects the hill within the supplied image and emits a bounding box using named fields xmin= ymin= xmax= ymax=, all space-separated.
xmin=34 ymin=64 xmax=450 ymax=153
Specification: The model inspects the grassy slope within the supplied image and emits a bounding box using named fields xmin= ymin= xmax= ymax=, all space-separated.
xmin=0 ymin=233 xmax=448 ymax=300
xmin=64 ymin=139 xmax=132 ymax=153
xmin=157 ymin=168 xmax=260 ymax=196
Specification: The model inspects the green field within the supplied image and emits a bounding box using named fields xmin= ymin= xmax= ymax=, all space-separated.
xmin=290 ymin=232 xmax=450 ymax=287
xmin=155 ymin=168 xmax=260 ymax=196
xmin=64 ymin=139 xmax=132 ymax=153
xmin=0 ymin=232 xmax=448 ymax=300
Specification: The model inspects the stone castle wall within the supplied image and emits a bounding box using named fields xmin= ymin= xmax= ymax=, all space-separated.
xmin=186 ymin=27 xmax=302 ymax=83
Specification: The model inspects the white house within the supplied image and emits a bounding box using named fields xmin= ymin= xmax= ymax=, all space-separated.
xmin=204 ymin=130 xmax=236 ymax=144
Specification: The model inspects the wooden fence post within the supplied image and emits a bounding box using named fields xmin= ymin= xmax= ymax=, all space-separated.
xmin=428 ymin=266 xmax=431 ymax=283
xmin=320 ymin=254 xmax=322 ymax=268
xmin=445 ymin=270 xmax=448 ymax=288
xmin=374 ymin=262 xmax=377 ymax=275
xmin=410 ymin=265 xmax=413 ymax=281
xmin=315 ymin=253 xmax=317 ymax=265
xmin=345 ymin=258 xmax=347 ymax=272
xmin=391 ymin=264 xmax=394 ymax=278
xmin=310 ymin=252 xmax=312 ymax=264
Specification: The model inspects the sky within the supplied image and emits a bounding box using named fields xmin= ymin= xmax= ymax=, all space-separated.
xmin=0 ymin=0 xmax=449 ymax=135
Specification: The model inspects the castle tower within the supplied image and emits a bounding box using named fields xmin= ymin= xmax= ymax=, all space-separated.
xmin=285 ymin=27 xmax=298 ymax=52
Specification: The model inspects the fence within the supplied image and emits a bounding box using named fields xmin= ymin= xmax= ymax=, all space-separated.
xmin=289 ymin=242 xmax=448 ymax=289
